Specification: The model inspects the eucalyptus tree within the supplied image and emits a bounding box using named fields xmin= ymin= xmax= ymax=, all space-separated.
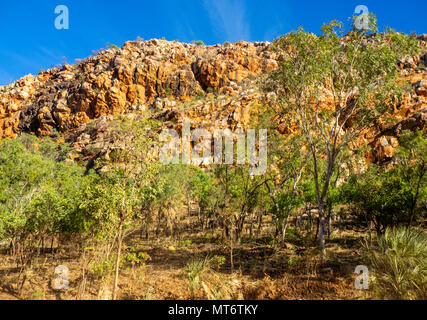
xmin=187 ymin=167 xmax=215 ymax=230
xmin=0 ymin=136 xmax=59 ymax=255
xmin=81 ymin=116 xmax=161 ymax=299
xmin=25 ymin=162 xmax=86 ymax=252
xmin=263 ymin=17 xmax=420 ymax=254
xmin=263 ymin=132 xmax=305 ymax=243
xmin=213 ymin=164 xmax=267 ymax=245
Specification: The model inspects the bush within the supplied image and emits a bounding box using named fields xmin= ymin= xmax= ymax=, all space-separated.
xmin=342 ymin=163 xmax=424 ymax=233
xmin=106 ymin=43 xmax=120 ymax=50
xmin=363 ymin=228 xmax=427 ymax=299
xmin=192 ymin=40 xmax=205 ymax=46
xmin=0 ymin=136 xmax=83 ymax=245
xmin=185 ymin=256 xmax=212 ymax=298
xmin=184 ymin=255 xmax=231 ymax=299
xmin=164 ymin=86 xmax=173 ymax=97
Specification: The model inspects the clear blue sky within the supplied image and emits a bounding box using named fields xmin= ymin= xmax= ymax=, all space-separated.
xmin=1 ymin=0 xmax=426 ymax=85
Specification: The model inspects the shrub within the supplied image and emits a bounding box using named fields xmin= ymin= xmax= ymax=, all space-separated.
xmin=164 ymin=86 xmax=173 ymax=97
xmin=106 ymin=43 xmax=120 ymax=50
xmin=184 ymin=255 xmax=231 ymax=299
xmin=192 ymin=40 xmax=205 ymax=46
xmin=363 ymin=228 xmax=427 ymax=299
xmin=194 ymin=92 xmax=206 ymax=100
xmin=28 ymin=291 xmax=46 ymax=300
xmin=185 ymin=256 xmax=212 ymax=298
xmin=181 ymin=239 xmax=192 ymax=246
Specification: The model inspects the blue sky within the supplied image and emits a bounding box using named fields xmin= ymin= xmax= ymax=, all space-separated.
xmin=0 ymin=0 xmax=426 ymax=85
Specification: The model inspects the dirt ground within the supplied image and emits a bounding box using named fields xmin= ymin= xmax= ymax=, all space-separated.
xmin=0 ymin=218 xmax=370 ymax=300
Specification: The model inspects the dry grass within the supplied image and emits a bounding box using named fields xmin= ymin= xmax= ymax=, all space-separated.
xmin=0 ymin=223 xmax=369 ymax=300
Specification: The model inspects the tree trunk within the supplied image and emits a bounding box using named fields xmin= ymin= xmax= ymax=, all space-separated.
xmin=51 ymin=236 xmax=55 ymax=254
xmin=230 ymin=227 xmax=234 ymax=275
xmin=319 ymin=214 xmax=326 ymax=260
xmin=156 ymin=209 xmax=162 ymax=236
xmin=307 ymin=209 xmax=312 ymax=232
xmin=249 ymin=217 xmax=254 ymax=237
xmin=80 ymin=248 xmax=87 ymax=300
xmin=282 ymin=168 xmax=302 ymax=243
xmin=112 ymin=219 xmax=124 ymax=300
xmin=327 ymin=205 xmax=332 ymax=240
xmin=314 ymin=216 xmax=319 ymax=242
xmin=281 ymin=214 xmax=290 ymax=243
xmin=9 ymin=238 xmax=16 ymax=256
xmin=235 ymin=215 xmax=246 ymax=245
xmin=257 ymin=214 xmax=263 ymax=237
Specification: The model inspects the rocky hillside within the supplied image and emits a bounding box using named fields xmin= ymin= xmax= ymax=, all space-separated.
xmin=0 ymin=36 xmax=426 ymax=163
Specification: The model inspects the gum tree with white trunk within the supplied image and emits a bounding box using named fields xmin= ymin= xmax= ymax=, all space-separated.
xmin=263 ymin=16 xmax=420 ymax=258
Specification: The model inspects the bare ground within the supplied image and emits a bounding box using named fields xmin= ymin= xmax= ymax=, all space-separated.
xmin=0 ymin=223 xmax=370 ymax=300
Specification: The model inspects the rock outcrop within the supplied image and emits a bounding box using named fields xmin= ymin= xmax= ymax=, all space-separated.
xmin=0 ymin=40 xmax=276 ymax=138
xmin=0 ymin=37 xmax=426 ymax=164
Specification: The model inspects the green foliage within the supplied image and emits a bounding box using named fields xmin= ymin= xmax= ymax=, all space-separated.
xmin=106 ymin=43 xmax=120 ymax=50
xmin=79 ymin=171 xmax=136 ymax=239
xmin=363 ymin=228 xmax=427 ymax=299
xmin=120 ymin=248 xmax=150 ymax=269
xmin=342 ymin=130 xmax=426 ymax=233
xmin=28 ymin=291 xmax=46 ymax=300
xmin=0 ymin=117 xmax=163 ymax=296
xmin=343 ymin=169 xmax=413 ymax=232
xmin=350 ymin=12 xmax=378 ymax=33
xmin=190 ymin=167 xmax=214 ymax=212
xmin=268 ymin=19 xmax=419 ymax=138
xmin=181 ymin=239 xmax=192 ymax=246
xmin=91 ymin=256 xmax=115 ymax=279
xmin=164 ymin=86 xmax=173 ymax=97
xmin=185 ymin=256 xmax=212 ymax=298
xmin=25 ymin=164 xmax=88 ymax=238
xmin=195 ymin=92 xmax=206 ymax=100
xmin=212 ymin=255 xmax=226 ymax=268
xmin=192 ymin=40 xmax=205 ymax=46
xmin=0 ymin=135 xmax=86 ymax=243
xmin=80 ymin=117 xmax=162 ymax=241
xmin=185 ymin=255 xmax=229 ymax=299
xmin=264 ymin=17 xmax=421 ymax=250
xmin=288 ymin=256 xmax=301 ymax=267
xmin=394 ymin=130 xmax=427 ymax=225
xmin=213 ymin=164 xmax=267 ymax=231
xmin=206 ymin=87 xmax=215 ymax=94
xmin=258 ymin=125 xmax=306 ymax=241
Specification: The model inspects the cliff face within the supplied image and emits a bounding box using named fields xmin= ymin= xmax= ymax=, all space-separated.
xmin=0 ymin=40 xmax=277 ymax=139
xmin=0 ymin=37 xmax=426 ymax=163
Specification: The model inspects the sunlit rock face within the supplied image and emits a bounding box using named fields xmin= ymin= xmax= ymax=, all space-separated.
xmin=0 ymin=40 xmax=276 ymax=138
xmin=0 ymin=36 xmax=425 ymax=163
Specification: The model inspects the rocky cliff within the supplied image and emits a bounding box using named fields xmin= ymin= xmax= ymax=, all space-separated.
xmin=0 ymin=37 xmax=426 ymax=163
